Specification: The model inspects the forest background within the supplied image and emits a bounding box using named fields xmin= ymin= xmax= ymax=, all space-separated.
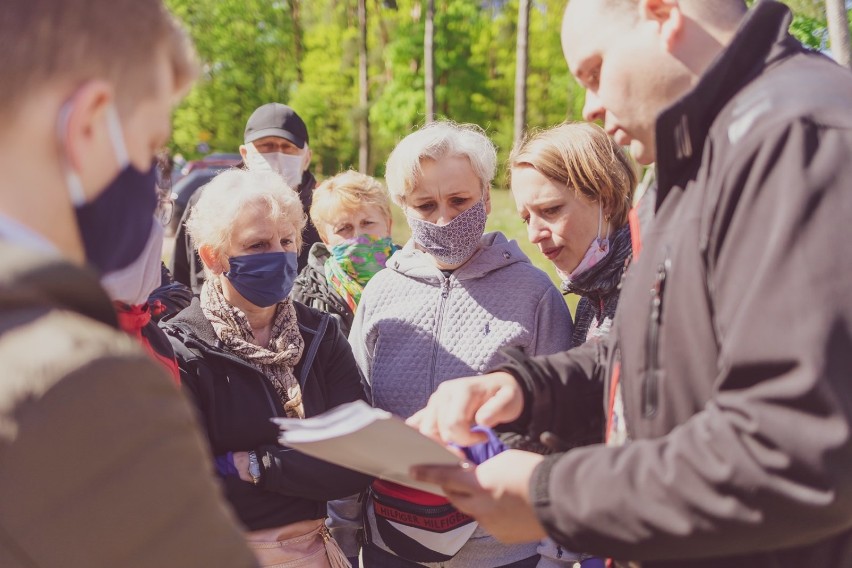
xmin=165 ymin=0 xmax=851 ymax=180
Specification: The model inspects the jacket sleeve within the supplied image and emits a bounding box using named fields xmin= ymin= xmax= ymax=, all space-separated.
xmin=0 ymin=353 xmax=255 ymax=568
xmin=257 ymin=317 xmax=374 ymax=501
xmin=530 ymin=118 xmax=852 ymax=561
xmin=496 ymin=338 xmax=607 ymax=451
xmin=528 ymin=285 xmax=574 ymax=357
xmin=347 ymin=283 xmax=375 ymax=403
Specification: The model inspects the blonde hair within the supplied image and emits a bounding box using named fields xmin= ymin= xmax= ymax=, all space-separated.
xmin=509 ymin=122 xmax=638 ymax=227
xmin=186 ymin=169 xmax=307 ymax=277
xmin=0 ymin=0 xmax=197 ymax=119
xmin=385 ymin=121 xmax=497 ymax=207
xmin=310 ymin=170 xmax=392 ymax=241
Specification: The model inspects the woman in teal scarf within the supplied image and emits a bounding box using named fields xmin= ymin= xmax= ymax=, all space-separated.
xmin=292 ymin=170 xmax=398 ymax=337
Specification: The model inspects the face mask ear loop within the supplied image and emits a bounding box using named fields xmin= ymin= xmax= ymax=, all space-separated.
xmin=105 ymin=104 xmax=130 ymax=169
xmin=596 ymin=202 xmax=604 ymax=248
xmin=57 ymin=101 xmax=88 ymax=207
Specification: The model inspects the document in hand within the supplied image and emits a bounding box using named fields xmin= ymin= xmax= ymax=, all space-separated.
xmin=274 ymin=400 xmax=462 ymax=495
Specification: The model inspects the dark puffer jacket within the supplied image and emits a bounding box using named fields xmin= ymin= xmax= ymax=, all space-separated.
xmin=291 ymin=242 xmax=355 ymax=337
xmin=163 ymin=298 xmax=373 ymax=531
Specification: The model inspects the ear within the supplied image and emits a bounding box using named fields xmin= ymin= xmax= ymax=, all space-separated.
xmin=482 ymin=186 xmax=492 ymax=216
xmin=302 ymin=147 xmax=312 ymax=171
xmin=62 ymin=80 xmax=118 ymax=195
xmin=198 ymin=244 xmax=225 ymax=274
xmin=239 ymin=144 xmax=248 ymax=161
xmin=639 ymin=0 xmax=684 ymax=52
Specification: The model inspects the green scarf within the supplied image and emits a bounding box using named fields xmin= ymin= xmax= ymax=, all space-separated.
xmin=324 ymin=234 xmax=396 ymax=312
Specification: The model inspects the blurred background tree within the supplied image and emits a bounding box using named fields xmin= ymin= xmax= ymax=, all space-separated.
xmin=166 ymin=0 xmax=851 ymax=177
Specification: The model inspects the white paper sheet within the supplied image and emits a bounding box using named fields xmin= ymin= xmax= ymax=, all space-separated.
xmin=274 ymin=401 xmax=462 ymax=495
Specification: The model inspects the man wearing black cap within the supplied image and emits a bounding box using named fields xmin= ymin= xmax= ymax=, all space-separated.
xmin=172 ymin=103 xmax=320 ymax=293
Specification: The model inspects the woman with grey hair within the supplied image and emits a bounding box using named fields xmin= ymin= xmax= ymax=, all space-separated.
xmin=162 ymin=168 xmax=370 ymax=568
xmin=344 ymin=121 xmax=573 ymax=568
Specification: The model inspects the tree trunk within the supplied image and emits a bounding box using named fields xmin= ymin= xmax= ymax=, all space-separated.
xmin=826 ymin=0 xmax=851 ymax=69
xmin=514 ymin=0 xmax=531 ymax=148
xmin=290 ymin=0 xmax=303 ymax=82
xmin=424 ymin=0 xmax=436 ymax=123
xmin=359 ymin=0 xmax=371 ymax=173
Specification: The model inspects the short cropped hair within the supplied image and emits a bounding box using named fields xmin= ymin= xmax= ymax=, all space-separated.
xmin=509 ymin=122 xmax=638 ymax=227
xmin=186 ymin=169 xmax=307 ymax=276
xmin=385 ymin=121 xmax=497 ymax=207
xmin=0 ymin=0 xmax=197 ymax=120
xmin=310 ymin=171 xmax=392 ymax=241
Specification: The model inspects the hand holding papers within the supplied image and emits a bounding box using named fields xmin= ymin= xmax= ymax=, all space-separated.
xmin=274 ymin=401 xmax=463 ymax=495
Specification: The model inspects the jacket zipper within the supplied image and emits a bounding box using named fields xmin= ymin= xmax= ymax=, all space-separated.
xmin=429 ymin=277 xmax=452 ymax=394
xmin=643 ymin=254 xmax=670 ymax=418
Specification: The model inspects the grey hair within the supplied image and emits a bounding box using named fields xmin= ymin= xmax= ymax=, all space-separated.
xmin=185 ymin=168 xmax=306 ymax=277
xmin=384 ymin=120 xmax=497 ymax=207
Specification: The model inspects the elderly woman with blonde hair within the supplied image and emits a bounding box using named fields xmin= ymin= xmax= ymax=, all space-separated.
xmin=344 ymin=121 xmax=573 ymax=568
xmin=292 ymin=170 xmax=398 ymax=337
xmin=163 ymin=168 xmax=370 ymax=568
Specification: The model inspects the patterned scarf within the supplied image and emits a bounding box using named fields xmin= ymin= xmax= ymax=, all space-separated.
xmin=200 ymin=278 xmax=305 ymax=418
xmin=324 ymin=235 xmax=396 ymax=312
xmin=562 ymin=224 xmax=633 ymax=348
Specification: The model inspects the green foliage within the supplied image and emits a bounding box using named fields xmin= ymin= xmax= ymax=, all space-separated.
xmin=166 ymin=0 xmax=845 ymax=170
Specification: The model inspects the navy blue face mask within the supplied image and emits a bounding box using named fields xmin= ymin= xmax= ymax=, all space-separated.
xmin=61 ymin=103 xmax=157 ymax=274
xmin=224 ymin=251 xmax=298 ymax=307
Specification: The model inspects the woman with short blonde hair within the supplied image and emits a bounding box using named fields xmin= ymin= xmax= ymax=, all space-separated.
xmin=291 ymin=170 xmax=397 ymax=337
xmin=509 ymin=122 xmax=638 ymax=347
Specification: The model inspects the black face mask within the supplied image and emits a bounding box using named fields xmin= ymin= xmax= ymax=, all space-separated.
xmin=60 ymin=103 xmax=157 ymax=274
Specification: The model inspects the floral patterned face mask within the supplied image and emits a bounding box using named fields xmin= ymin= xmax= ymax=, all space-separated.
xmin=324 ymin=234 xmax=396 ymax=311
xmin=406 ymin=200 xmax=487 ymax=267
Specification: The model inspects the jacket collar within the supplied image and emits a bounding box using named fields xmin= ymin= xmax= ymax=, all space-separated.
xmin=655 ymin=1 xmax=798 ymax=205
xmin=0 ymin=241 xmax=118 ymax=329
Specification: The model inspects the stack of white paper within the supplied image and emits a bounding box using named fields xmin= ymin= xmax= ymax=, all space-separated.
xmin=274 ymin=400 xmax=461 ymax=495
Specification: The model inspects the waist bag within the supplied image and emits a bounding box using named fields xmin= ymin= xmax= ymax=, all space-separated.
xmin=370 ymin=479 xmax=478 ymax=563
xmin=368 ymin=426 xmax=508 ymax=563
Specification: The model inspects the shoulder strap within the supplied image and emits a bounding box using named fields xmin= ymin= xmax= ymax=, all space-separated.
xmin=299 ymin=313 xmax=330 ymax=385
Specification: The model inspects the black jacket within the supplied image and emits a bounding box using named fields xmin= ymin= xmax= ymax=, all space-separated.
xmin=171 ymin=170 xmax=320 ymax=294
xmin=163 ymin=299 xmax=372 ymax=531
xmin=499 ymin=4 xmax=852 ymax=566
xmin=291 ymin=242 xmax=355 ymax=337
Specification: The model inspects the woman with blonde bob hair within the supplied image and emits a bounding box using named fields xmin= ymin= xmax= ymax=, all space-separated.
xmin=292 ymin=170 xmax=398 ymax=337
xmin=510 ymin=122 xmax=638 ymax=347
xmin=345 ymin=121 xmax=573 ymax=568
xmin=163 ymin=168 xmax=370 ymax=568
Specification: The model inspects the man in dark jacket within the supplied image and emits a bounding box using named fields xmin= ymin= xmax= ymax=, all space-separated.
xmin=0 ymin=1 xmax=255 ymax=566
xmin=171 ymin=103 xmax=320 ymax=293
xmin=410 ymin=1 xmax=852 ymax=567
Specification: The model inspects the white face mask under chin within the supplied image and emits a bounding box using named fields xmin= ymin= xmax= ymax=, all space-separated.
xmin=244 ymin=143 xmax=305 ymax=189
xmin=559 ymin=203 xmax=611 ymax=282
xmin=100 ymin=221 xmax=165 ymax=306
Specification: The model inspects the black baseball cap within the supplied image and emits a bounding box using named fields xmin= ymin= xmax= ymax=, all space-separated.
xmin=244 ymin=103 xmax=309 ymax=149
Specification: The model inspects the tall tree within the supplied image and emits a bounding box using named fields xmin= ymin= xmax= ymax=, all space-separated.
xmin=359 ymin=0 xmax=371 ymax=172
xmin=513 ymin=0 xmax=531 ymax=148
xmin=424 ymin=0 xmax=436 ymax=123
xmin=826 ymin=0 xmax=852 ymax=68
